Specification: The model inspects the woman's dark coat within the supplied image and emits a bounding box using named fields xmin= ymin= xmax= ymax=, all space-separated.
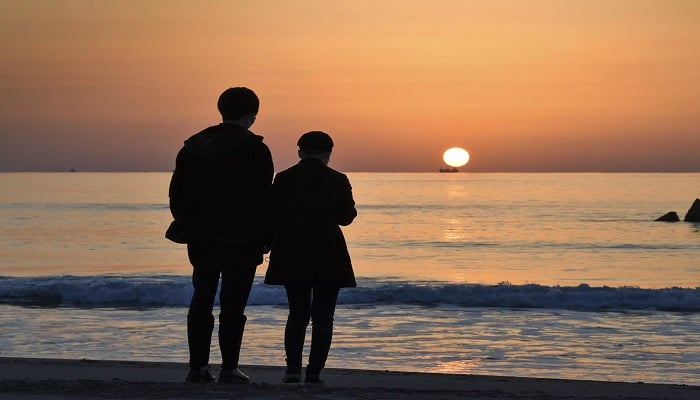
xmin=264 ymin=157 xmax=357 ymax=288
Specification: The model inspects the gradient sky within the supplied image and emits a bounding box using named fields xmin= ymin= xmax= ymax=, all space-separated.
xmin=1 ymin=0 xmax=699 ymax=172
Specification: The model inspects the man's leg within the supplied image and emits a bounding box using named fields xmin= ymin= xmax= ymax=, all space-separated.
xmin=218 ymin=263 xmax=257 ymax=370
xmin=187 ymin=267 xmax=220 ymax=368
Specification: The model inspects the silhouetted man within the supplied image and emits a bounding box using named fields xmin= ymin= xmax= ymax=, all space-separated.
xmin=169 ymin=87 xmax=273 ymax=384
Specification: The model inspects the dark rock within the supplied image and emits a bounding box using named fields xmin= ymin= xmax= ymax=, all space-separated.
xmin=684 ymin=198 xmax=700 ymax=222
xmin=655 ymin=212 xmax=680 ymax=222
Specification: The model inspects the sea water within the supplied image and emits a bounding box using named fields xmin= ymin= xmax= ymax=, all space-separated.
xmin=0 ymin=172 xmax=698 ymax=385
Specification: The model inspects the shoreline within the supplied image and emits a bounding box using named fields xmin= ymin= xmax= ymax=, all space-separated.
xmin=1 ymin=357 xmax=698 ymax=399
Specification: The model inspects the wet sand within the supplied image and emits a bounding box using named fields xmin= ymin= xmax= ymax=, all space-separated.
xmin=0 ymin=357 xmax=697 ymax=399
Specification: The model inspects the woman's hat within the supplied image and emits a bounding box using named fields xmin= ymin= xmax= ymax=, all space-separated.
xmin=297 ymin=131 xmax=333 ymax=151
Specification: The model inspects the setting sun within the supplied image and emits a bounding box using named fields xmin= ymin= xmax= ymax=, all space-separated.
xmin=443 ymin=147 xmax=470 ymax=168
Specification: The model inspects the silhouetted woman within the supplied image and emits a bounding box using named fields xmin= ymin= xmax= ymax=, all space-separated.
xmin=264 ymin=131 xmax=357 ymax=384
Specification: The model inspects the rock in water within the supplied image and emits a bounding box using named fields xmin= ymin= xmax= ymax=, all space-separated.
xmin=684 ymin=198 xmax=700 ymax=222
xmin=655 ymin=212 xmax=680 ymax=222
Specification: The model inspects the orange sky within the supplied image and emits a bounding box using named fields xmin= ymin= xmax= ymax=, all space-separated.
xmin=1 ymin=0 xmax=699 ymax=172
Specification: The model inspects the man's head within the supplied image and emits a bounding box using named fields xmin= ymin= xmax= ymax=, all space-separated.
xmin=217 ymin=87 xmax=259 ymax=126
xmin=297 ymin=131 xmax=333 ymax=165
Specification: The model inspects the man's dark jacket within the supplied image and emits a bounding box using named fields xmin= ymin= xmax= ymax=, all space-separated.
xmin=264 ymin=157 xmax=357 ymax=288
xmin=168 ymin=123 xmax=273 ymax=250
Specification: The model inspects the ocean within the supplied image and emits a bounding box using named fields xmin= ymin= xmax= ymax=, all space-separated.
xmin=0 ymin=172 xmax=698 ymax=385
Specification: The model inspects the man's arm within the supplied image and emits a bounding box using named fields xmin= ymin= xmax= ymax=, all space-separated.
xmin=168 ymin=147 xmax=187 ymax=221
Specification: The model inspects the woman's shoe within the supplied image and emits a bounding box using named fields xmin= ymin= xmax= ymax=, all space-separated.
xmin=218 ymin=367 xmax=251 ymax=384
xmin=282 ymin=372 xmax=302 ymax=383
xmin=304 ymin=374 xmax=324 ymax=385
xmin=185 ymin=365 xmax=216 ymax=384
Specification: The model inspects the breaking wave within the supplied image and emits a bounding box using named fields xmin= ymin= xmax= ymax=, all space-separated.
xmin=0 ymin=275 xmax=697 ymax=312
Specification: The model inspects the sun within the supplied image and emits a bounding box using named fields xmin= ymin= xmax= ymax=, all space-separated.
xmin=443 ymin=147 xmax=470 ymax=168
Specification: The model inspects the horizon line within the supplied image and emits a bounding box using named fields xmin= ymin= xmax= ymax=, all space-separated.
xmin=1 ymin=169 xmax=700 ymax=174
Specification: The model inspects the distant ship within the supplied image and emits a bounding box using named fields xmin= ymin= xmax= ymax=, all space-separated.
xmin=439 ymin=167 xmax=458 ymax=173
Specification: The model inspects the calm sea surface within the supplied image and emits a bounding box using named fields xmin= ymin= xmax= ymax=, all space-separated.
xmin=0 ymin=172 xmax=698 ymax=385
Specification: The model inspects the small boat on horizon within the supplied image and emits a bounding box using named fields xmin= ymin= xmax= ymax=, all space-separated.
xmin=439 ymin=167 xmax=459 ymax=173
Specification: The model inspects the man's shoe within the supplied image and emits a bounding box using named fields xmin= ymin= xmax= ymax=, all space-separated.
xmin=185 ymin=365 xmax=216 ymax=384
xmin=282 ymin=372 xmax=302 ymax=383
xmin=304 ymin=374 xmax=324 ymax=385
xmin=218 ymin=367 xmax=251 ymax=384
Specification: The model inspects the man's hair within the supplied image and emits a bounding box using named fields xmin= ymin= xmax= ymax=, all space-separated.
xmin=217 ymin=87 xmax=259 ymax=120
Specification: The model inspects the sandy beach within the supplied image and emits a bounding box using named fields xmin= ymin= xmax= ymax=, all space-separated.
xmin=0 ymin=357 xmax=697 ymax=400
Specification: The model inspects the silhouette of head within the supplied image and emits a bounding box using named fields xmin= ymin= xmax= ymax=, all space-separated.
xmin=217 ymin=87 xmax=259 ymax=120
xmin=297 ymin=131 xmax=333 ymax=165
xmin=297 ymin=131 xmax=334 ymax=152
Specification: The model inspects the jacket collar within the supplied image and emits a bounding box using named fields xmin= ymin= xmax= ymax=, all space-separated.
xmin=299 ymin=157 xmax=326 ymax=167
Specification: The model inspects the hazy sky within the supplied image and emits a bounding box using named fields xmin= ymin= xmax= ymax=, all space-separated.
xmin=1 ymin=0 xmax=699 ymax=172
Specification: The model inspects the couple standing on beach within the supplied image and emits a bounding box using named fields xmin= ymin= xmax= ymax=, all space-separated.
xmin=167 ymin=87 xmax=357 ymax=385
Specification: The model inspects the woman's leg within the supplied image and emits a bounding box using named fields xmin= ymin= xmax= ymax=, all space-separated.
xmin=306 ymin=286 xmax=340 ymax=377
xmin=284 ymin=285 xmax=312 ymax=373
